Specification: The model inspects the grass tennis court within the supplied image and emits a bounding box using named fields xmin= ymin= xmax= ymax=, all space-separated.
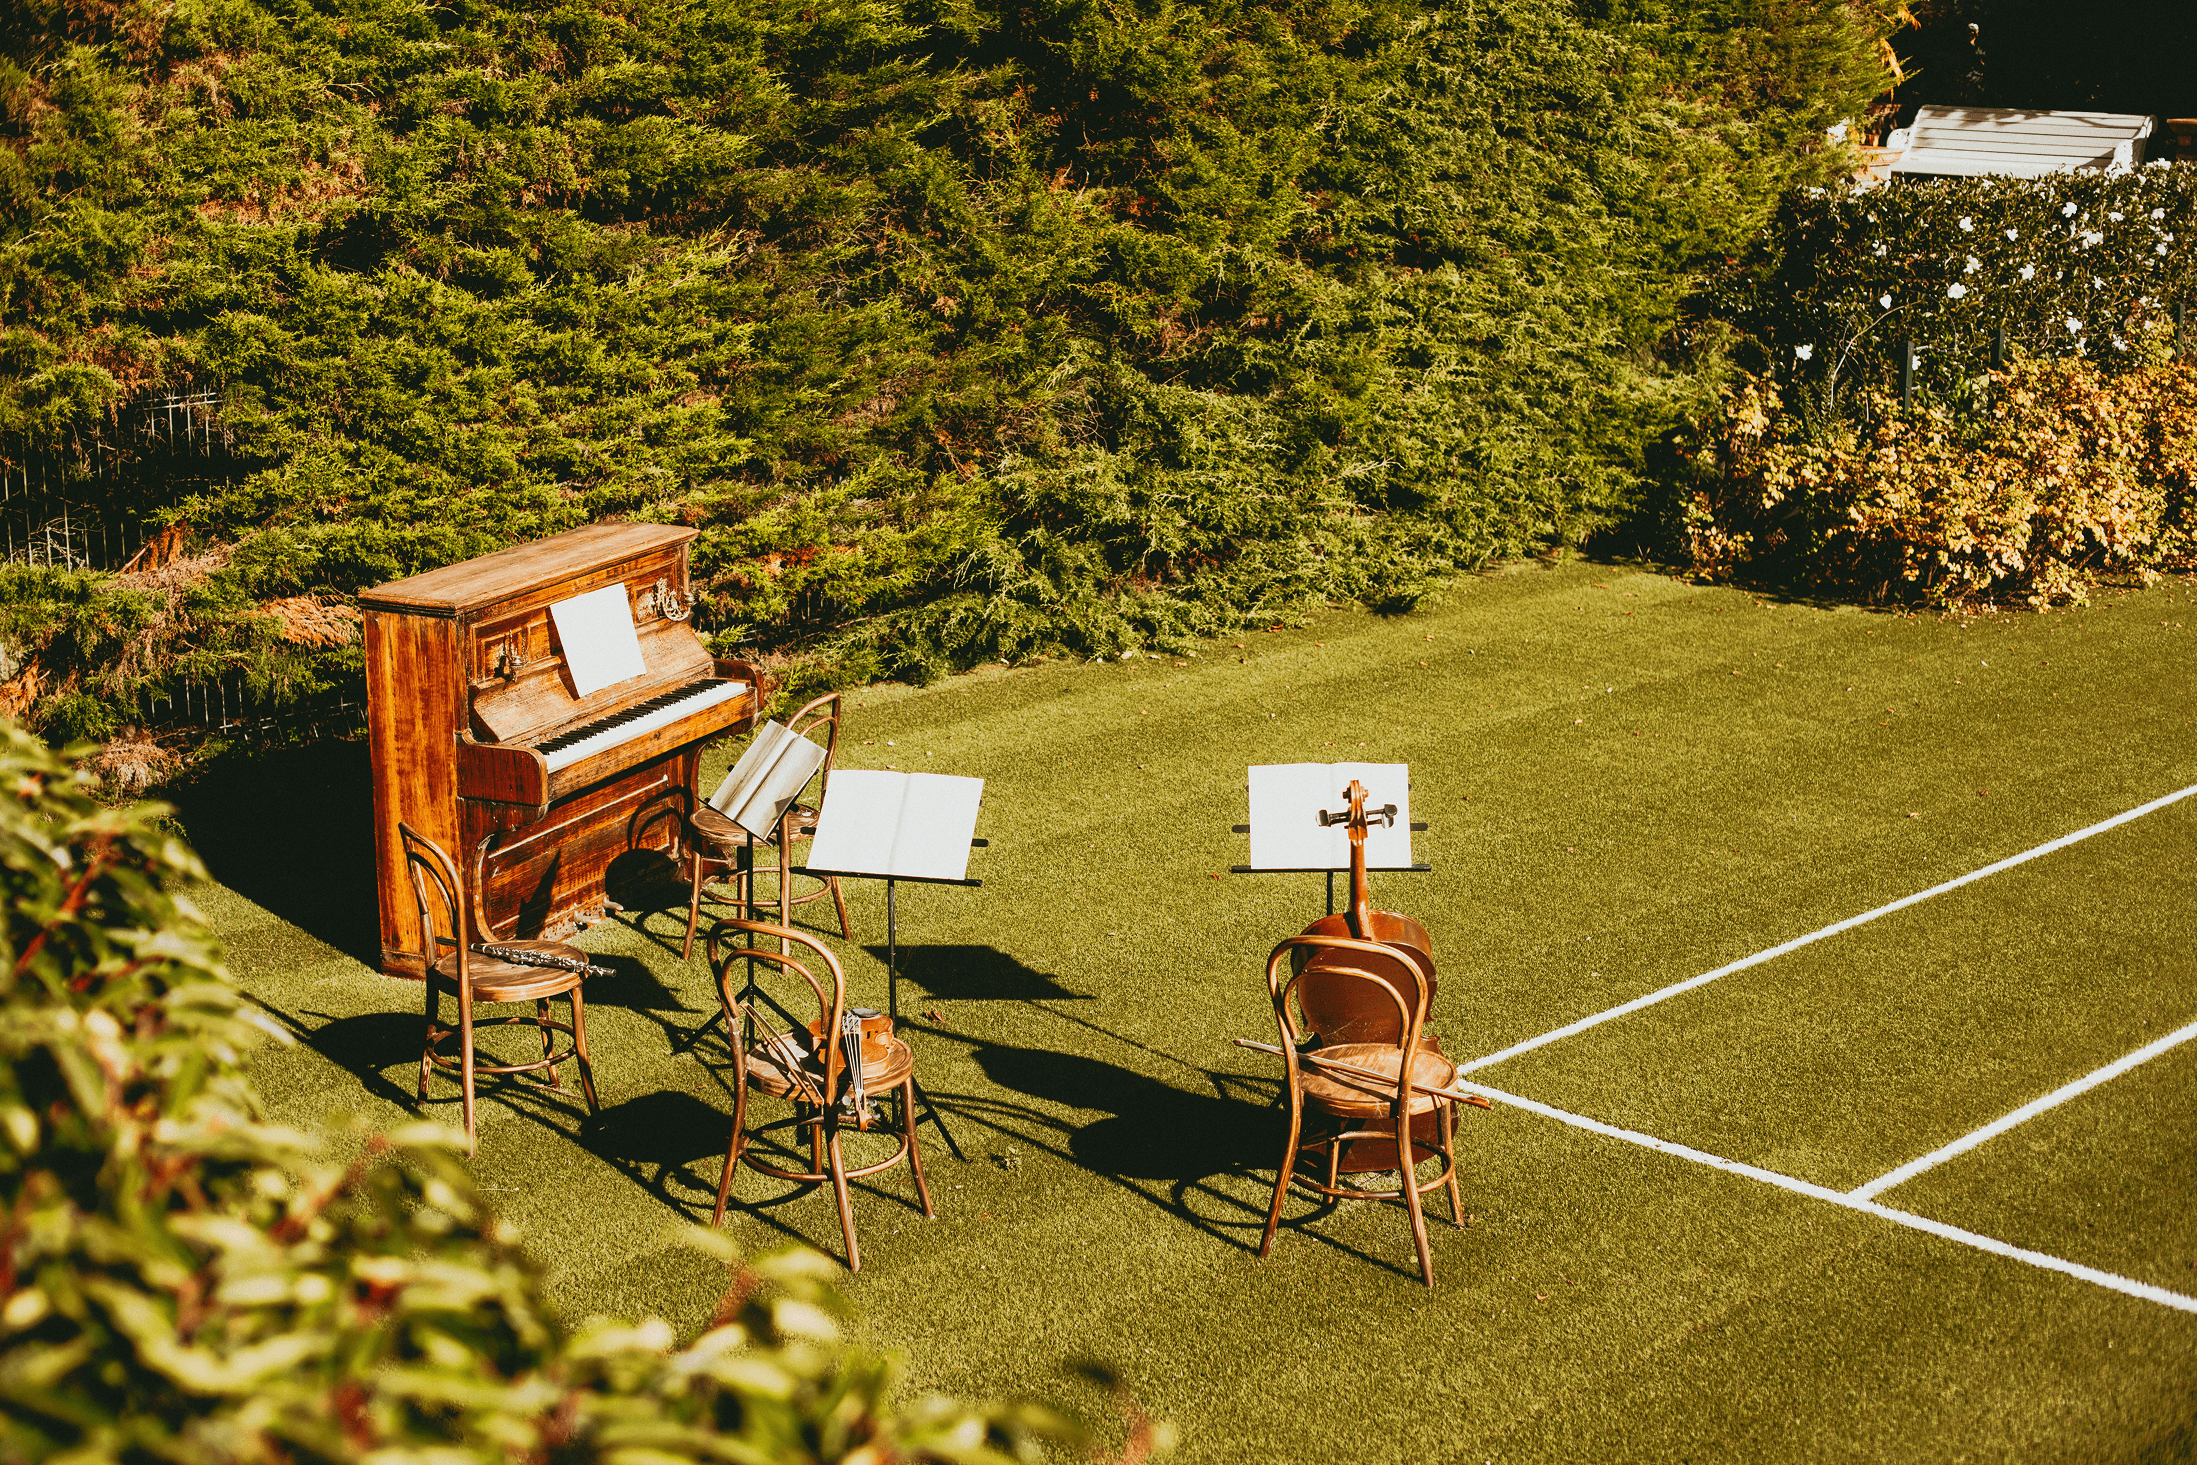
xmin=194 ymin=558 xmax=2197 ymax=1461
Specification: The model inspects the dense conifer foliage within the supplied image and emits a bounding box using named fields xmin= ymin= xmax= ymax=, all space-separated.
xmin=0 ymin=0 xmax=1894 ymax=739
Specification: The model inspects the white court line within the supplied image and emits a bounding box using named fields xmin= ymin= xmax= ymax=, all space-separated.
xmin=1460 ymin=1080 xmax=2197 ymax=1316
xmin=1850 ymin=1014 xmax=2197 ymax=1201
xmin=1458 ymin=782 xmax=2197 ymax=1077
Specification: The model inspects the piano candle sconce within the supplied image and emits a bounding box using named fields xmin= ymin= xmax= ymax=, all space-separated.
xmin=644 ymin=579 xmax=694 ymax=622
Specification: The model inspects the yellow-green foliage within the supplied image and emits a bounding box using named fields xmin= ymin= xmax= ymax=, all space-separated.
xmin=0 ymin=727 xmax=1102 ymax=1463
xmin=1680 ymin=359 xmax=2197 ymax=608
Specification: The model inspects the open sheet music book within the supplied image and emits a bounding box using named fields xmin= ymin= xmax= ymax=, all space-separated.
xmin=1245 ymin=762 xmax=1413 ymax=870
xmin=805 ymin=770 xmax=984 ymax=882
xmin=708 ymin=721 xmax=830 ymax=838
xmin=547 ymin=583 xmax=648 ymax=697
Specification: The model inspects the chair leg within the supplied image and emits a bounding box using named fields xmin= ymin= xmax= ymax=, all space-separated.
xmin=1398 ymin=1108 xmax=1433 ymax=1288
xmin=826 ymin=1124 xmax=860 ymax=1272
xmin=1440 ymin=1100 xmax=1464 ymax=1227
xmin=712 ymin=1077 xmax=750 ymax=1227
xmin=459 ymin=994 xmax=478 ymax=1158
xmin=537 ymin=997 xmax=561 ymax=1088
xmin=901 ymin=1080 xmax=934 ymax=1218
xmin=1260 ymin=1098 xmax=1304 ymax=1259
xmin=569 ymin=985 xmax=598 ymax=1115
xmin=683 ymin=848 xmax=706 ymax=961
xmin=419 ymin=977 xmax=438 ymax=1102
xmin=829 ymin=875 xmax=851 ymax=939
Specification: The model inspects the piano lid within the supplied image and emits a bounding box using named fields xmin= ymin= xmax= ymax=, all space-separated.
xmin=360 ymin=523 xmax=697 ymax=618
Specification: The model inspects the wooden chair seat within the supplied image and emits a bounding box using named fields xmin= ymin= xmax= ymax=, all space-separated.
xmin=1260 ymin=933 xmax=1461 ymax=1287
xmin=402 ymin=825 xmax=598 ymax=1154
xmin=708 ymin=918 xmax=932 ymax=1271
xmin=428 ymin=939 xmax=590 ymax=1005
xmin=687 ymin=801 xmax=817 ymax=856
xmin=1297 ymin=1042 xmax=1457 ymax=1119
xmin=743 ymin=1028 xmax=916 ymax=1100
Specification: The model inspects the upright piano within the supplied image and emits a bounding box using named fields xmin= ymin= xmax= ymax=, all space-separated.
xmin=361 ymin=523 xmax=771 ymax=979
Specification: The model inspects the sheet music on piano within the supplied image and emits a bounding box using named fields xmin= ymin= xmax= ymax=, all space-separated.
xmin=549 ymin=582 xmax=648 ymax=697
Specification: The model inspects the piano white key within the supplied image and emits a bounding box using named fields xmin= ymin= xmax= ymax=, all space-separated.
xmin=542 ymin=680 xmax=746 ymax=772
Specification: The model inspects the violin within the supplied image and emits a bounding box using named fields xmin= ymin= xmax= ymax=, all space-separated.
xmin=1293 ymin=779 xmax=1439 ymax=1048
xmin=807 ymin=1006 xmax=892 ymax=1128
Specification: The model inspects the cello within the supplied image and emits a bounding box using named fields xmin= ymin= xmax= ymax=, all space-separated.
xmin=1288 ymin=778 xmax=1455 ymax=1171
xmin=1293 ymin=779 xmax=1439 ymax=1048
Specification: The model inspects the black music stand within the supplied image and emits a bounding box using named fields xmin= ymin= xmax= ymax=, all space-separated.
xmin=779 ymin=767 xmax=988 ymax=1159
xmin=786 ymin=856 xmax=983 ymax=1161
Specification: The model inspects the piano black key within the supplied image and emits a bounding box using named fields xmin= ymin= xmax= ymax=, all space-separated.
xmin=536 ymin=679 xmax=729 ymax=754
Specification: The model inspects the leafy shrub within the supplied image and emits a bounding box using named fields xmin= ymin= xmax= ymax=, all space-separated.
xmin=0 ymin=0 xmax=1897 ymax=748
xmin=0 ymin=726 xmax=1120 ymax=1463
xmin=1708 ymin=164 xmax=2197 ymax=416
xmin=1678 ymin=357 xmax=2197 ymax=607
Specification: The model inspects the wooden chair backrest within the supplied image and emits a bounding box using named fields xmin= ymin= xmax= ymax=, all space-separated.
xmin=784 ymin=691 xmax=843 ymax=804
xmin=399 ymin=822 xmax=467 ymax=969
xmin=707 ymin=916 xmax=850 ymax=1103
xmin=1268 ymin=933 xmax=1430 ymax=1103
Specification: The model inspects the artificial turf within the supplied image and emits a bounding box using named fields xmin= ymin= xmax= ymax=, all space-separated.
xmin=191 ymin=558 xmax=2197 ymax=1462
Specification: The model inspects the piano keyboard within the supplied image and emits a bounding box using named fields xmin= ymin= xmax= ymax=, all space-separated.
xmin=539 ymin=678 xmax=748 ymax=771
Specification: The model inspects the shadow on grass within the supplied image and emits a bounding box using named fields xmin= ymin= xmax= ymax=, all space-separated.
xmin=171 ymin=739 xmax=379 ymax=963
xmin=867 ymin=944 xmax=1094 ymax=1002
xmin=578 ymin=1089 xmax=735 ymax=1223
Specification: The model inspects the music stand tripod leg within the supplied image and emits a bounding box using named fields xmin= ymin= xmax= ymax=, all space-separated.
xmin=883 ymin=876 xmax=965 ymax=1162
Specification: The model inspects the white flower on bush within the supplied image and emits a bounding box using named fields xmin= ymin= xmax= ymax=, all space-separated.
xmin=1879 ymin=293 xmax=1892 ymax=308
xmin=1964 ymin=255 xmax=1980 ymax=273
xmin=2063 ymin=202 xmax=2079 ymax=217
xmin=1947 ymin=283 xmax=1968 ymax=299
xmin=1873 ymin=242 xmax=1888 ymax=257
xmin=2109 ymin=212 xmax=2124 ymax=223
xmin=1959 ymin=216 xmax=1974 ymax=231
xmin=2066 ymin=315 xmax=2082 ymax=334
xmin=2161 ymin=243 xmax=2172 ymax=256
xmin=2112 ymin=335 xmax=2128 ymax=351
xmin=2153 ymin=208 xmax=2167 ymax=220
xmin=2020 ymin=264 xmax=2036 ymax=280
xmin=2005 ymin=228 xmax=2019 ymax=240
xmin=2080 ymin=230 xmax=2103 ymax=247
xmin=1794 ymin=344 xmax=1814 ymax=361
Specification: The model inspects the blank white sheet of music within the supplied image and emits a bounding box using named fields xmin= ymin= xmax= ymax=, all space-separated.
xmin=548 ymin=583 xmax=647 ymax=697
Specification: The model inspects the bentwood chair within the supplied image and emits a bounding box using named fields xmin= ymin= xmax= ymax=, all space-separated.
xmin=1259 ymin=933 xmax=1463 ymax=1288
xmin=682 ymin=691 xmax=850 ymax=959
xmin=706 ymin=917 xmax=932 ymax=1270
xmin=401 ymin=824 xmax=598 ymax=1155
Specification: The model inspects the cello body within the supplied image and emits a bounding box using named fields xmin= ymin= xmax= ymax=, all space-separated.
xmin=1290 ymin=780 xmax=1447 ymax=1172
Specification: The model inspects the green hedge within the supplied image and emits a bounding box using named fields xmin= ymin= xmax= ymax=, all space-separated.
xmin=0 ymin=0 xmax=1896 ymax=745
xmin=1707 ymin=164 xmax=2197 ymax=417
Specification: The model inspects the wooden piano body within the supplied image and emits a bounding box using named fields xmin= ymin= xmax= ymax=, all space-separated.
xmin=362 ymin=523 xmax=770 ymax=979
